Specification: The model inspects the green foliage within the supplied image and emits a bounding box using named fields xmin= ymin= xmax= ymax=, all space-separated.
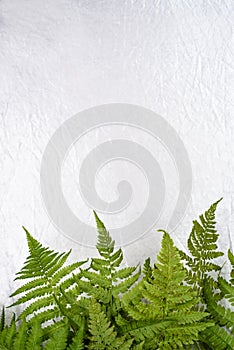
xmin=179 ymin=199 xmax=224 ymax=298
xmin=44 ymin=325 xmax=68 ymax=350
xmin=179 ymin=199 xmax=234 ymax=349
xmin=52 ymin=211 xmax=141 ymax=347
xmin=219 ymin=249 xmax=234 ymax=307
xmin=87 ymin=298 xmax=133 ymax=349
xmin=0 ymin=309 xmax=43 ymax=350
xmin=73 ymin=211 xmax=141 ymax=322
xmin=9 ymin=227 xmax=87 ymax=331
xmin=120 ymin=232 xmax=210 ymax=349
xmin=199 ymin=248 xmax=234 ymax=350
xmin=2 ymin=200 xmax=233 ymax=348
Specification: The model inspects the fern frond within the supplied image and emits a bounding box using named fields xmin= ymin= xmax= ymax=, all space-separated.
xmin=202 ymin=261 xmax=234 ymax=346
xmin=9 ymin=227 xmax=86 ymax=333
xmin=207 ymin=295 xmax=234 ymax=329
xmin=74 ymin=212 xmax=140 ymax=326
xmin=142 ymin=231 xmax=201 ymax=318
xmin=200 ymin=324 xmax=234 ymax=350
xmin=218 ymin=276 xmax=234 ymax=306
xmin=159 ymin=322 xmax=211 ymax=349
xmin=94 ymin=211 xmax=115 ymax=257
xmin=25 ymin=320 xmax=43 ymax=350
xmin=12 ymin=319 xmax=27 ymax=350
xmin=68 ymin=319 xmax=85 ymax=350
xmin=87 ymin=299 xmax=133 ymax=350
xmin=0 ymin=315 xmax=44 ymax=350
xmin=179 ymin=199 xmax=224 ymax=298
xmin=5 ymin=201 xmax=232 ymax=349
xmin=44 ymin=324 xmax=68 ymax=350
xmin=43 ymin=319 xmax=69 ymax=341
xmin=0 ymin=310 xmax=16 ymax=349
xmin=122 ymin=232 xmax=210 ymax=348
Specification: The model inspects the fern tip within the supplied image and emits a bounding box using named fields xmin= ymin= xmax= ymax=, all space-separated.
xmin=22 ymin=226 xmax=31 ymax=238
xmin=93 ymin=210 xmax=101 ymax=223
xmin=157 ymin=229 xmax=168 ymax=234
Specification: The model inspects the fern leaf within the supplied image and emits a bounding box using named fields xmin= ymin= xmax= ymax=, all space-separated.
xmin=25 ymin=320 xmax=43 ymax=350
xmin=43 ymin=319 xmax=69 ymax=341
xmin=159 ymin=322 xmax=209 ymax=349
xmin=170 ymin=311 xmax=210 ymax=325
xmin=199 ymin=262 xmax=234 ymax=347
xmin=200 ymin=324 xmax=234 ymax=350
xmin=0 ymin=310 xmax=16 ymax=349
xmin=13 ymin=319 xmax=27 ymax=350
xmin=9 ymin=227 xmax=86 ymax=330
xmin=93 ymin=211 xmax=115 ymax=257
xmin=2 ymin=320 xmax=16 ymax=349
xmin=10 ymin=286 xmax=53 ymax=307
xmin=122 ymin=232 xmax=210 ymax=348
xmin=179 ymin=200 xmax=224 ymax=297
xmin=68 ymin=319 xmax=85 ymax=350
xmin=87 ymin=299 xmax=133 ymax=350
xmin=218 ymin=276 xmax=234 ymax=306
xmin=74 ymin=212 xmax=140 ymax=326
xmin=44 ymin=325 xmax=68 ymax=350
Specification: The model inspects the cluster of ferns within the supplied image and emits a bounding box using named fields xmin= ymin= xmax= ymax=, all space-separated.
xmin=0 ymin=199 xmax=233 ymax=350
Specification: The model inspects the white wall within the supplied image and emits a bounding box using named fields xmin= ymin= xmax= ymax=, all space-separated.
xmin=0 ymin=0 xmax=233 ymax=309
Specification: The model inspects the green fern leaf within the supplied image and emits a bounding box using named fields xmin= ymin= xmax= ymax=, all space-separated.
xmin=13 ymin=319 xmax=27 ymax=350
xmin=25 ymin=320 xmax=43 ymax=350
xmin=122 ymin=232 xmax=210 ymax=348
xmin=68 ymin=319 xmax=85 ymax=350
xmin=94 ymin=211 xmax=115 ymax=257
xmin=198 ymin=259 xmax=234 ymax=348
xmin=74 ymin=212 xmax=140 ymax=326
xmin=179 ymin=199 xmax=224 ymax=297
xmin=200 ymin=324 xmax=234 ymax=350
xmin=87 ymin=299 xmax=133 ymax=350
xmin=9 ymin=227 xmax=86 ymax=330
xmin=218 ymin=276 xmax=234 ymax=306
xmin=0 ymin=309 xmax=16 ymax=349
xmin=44 ymin=324 xmax=68 ymax=350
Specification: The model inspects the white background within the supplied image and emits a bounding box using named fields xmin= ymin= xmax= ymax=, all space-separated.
xmin=0 ymin=0 xmax=234 ymax=309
